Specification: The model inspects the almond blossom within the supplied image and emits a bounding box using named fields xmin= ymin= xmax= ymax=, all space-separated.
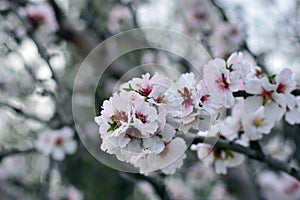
xmin=210 ymin=23 xmax=244 ymax=58
xmin=203 ymin=58 xmax=241 ymax=107
xmin=241 ymin=106 xmax=275 ymax=140
xmin=190 ymin=123 xmax=245 ymax=174
xmin=18 ymin=3 xmax=58 ymax=34
xmin=285 ymin=96 xmax=300 ymax=125
xmin=36 ymin=126 xmax=78 ymax=161
xmin=107 ymin=5 xmax=132 ymax=33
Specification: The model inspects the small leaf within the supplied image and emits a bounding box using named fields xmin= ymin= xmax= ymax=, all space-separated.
xmin=226 ymin=63 xmax=233 ymax=71
xmin=225 ymin=149 xmax=234 ymax=159
xmin=268 ymin=74 xmax=276 ymax=83
xmin=107 ymin=121 xmax=118 ymax=132
xmin=123 ymin=84 xmax=133 ymax=92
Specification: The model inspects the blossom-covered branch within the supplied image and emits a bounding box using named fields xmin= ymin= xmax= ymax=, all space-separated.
xmin=192 ymin=135 xmax=300 ymax=181
xmin=95 ymin=51 xmax=300 ymax=176
xmin=9 ymin=1 xmax=62 ymax=89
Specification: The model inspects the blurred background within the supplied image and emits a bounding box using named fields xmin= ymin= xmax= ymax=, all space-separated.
xmin=0 ymin=0 xmax=300 ymax=199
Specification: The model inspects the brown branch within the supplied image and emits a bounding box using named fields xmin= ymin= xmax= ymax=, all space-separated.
xmin=0 ymin=148 xmax=36 ymax=162
xmin=192 ymin=136 xmax=300 ymax=181
xmin=233 ymin=89 xmax=300 ymax=98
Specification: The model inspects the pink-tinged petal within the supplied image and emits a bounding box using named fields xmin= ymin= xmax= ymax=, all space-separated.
xmin=276 ymin=68 xmax=292 ymax=83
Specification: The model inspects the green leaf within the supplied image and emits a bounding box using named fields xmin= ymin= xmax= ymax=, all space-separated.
xmin=107 ymin=121 xmax=118 ymax=132
xmin=225 ymin=149 xmax=234 ymax=159
xmin=123 ymin=84 xmax=133 ymax=92
xmin=156 ymin=134 xmax=163 ymax=139
xmin=226 ymin=63 xmax=233 ymax=71
xmin=268 ymin=74 xmax=276 ymax=83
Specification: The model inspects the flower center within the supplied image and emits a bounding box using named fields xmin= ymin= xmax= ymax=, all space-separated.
xmin=261 ymin=90 xmax=273 ymax=105
xmin=108 ymin=111 xmax=128 ymax=132
xmin=28 ymin=13 xmax=46 ymax=25
xmin=55 ymin=137 xmax=63 ymax=146
xmin=216 ymin=74 xmax=230 ymax=91
xmin=253 ymin=118 xmax=264 ymax=127
xmin=126 ymin=127 xmax=142 ymax=139
xmin=135 ymin=112 xmax=147 ymax=123
xmin=156 ymin=96 xmax=167 ymax=104
xmin=276 ymin=83 xmax=286 ymax=93
xmin=139 ymin=85 xmax=153 ymax=96
xmin=200 ymin=95 xmax=210 ymax=103
xmin=112 ymin=110 xmax=128 ymax=124
xmin=193 ymin=9 xmax=205 ymax=20
xmin=178 ymin=87 xmax=193 ymax=108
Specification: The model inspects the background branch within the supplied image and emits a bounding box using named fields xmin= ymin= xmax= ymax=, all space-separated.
xmin=0 ymin=148 xmax=36 ymax=162
xmin=192 ymin=136 xmax=300 ymax=181
xmin=0 ymin=101 xmax=48 ymax=124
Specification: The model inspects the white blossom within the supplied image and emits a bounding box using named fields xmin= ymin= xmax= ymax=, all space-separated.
xmin=19 ymin=3 xmax=58 ymax=34
xmin=107 ymin=5 xmax=132 ymax=33
xmin=203 ymin=58 xmax=241 ymax=107
xmin=36 ymin=126 xmax=77 ymax=161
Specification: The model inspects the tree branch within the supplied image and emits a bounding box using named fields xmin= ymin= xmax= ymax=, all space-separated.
xmin=120 ymin=172 xmax=170 ymax=200
xmin=233 ymin=89 xmax=300 ymax=98
xmin=48 ymin=0 xmax=97 ymax=55
xmin=8 ymin=1 xmax=62 ymax=90
xmin=0 ymin=101 xmax=48 ymax=124
xmin=192 ymin=136 xmax=300 ymax=181
xmin=0 ymin=148 xmax=36 ymax=162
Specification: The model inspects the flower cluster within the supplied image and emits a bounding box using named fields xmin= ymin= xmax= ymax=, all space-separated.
xmin=36 ymin=126 xmax=78 ymax=161
xmin=95 ymin=51 xmax=299 ymax=174
xmin=192 ymin=52 xmax=299 ymax=173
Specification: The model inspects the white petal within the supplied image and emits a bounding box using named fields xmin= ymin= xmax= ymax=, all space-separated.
xmin=143 ymin=137 xmax=164 ymax=154
xmin=52 ymin=149 xmax=65 ymax=161
xmin=64 ymin=141 xmax=77 ymax=154
xmin=215 ymin=160 xmax=227 ymax=174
